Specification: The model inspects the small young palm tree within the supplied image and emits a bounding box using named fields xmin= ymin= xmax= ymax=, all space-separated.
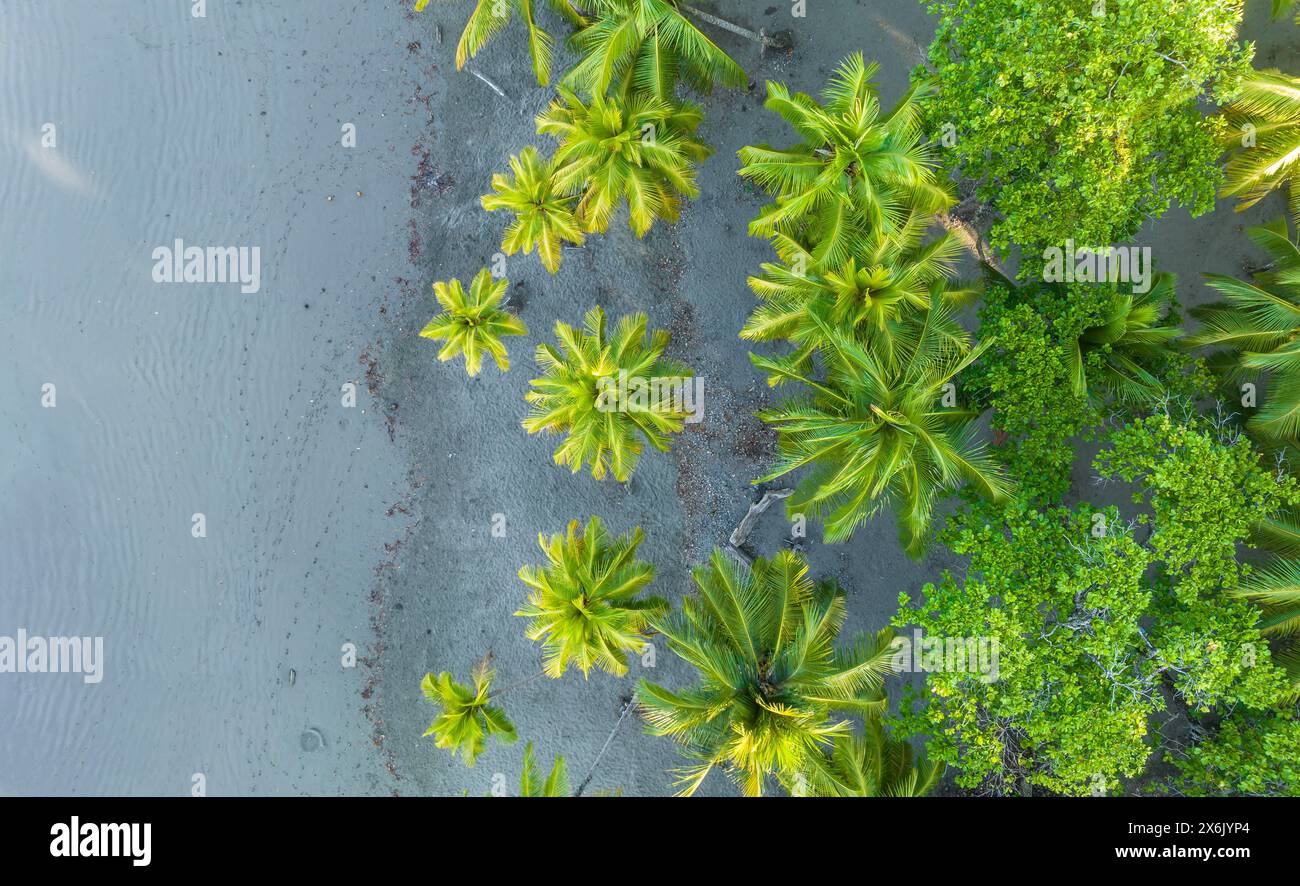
xmin=519 ymin=741 xmax=570 ymax=796
xmin=794 ymin=721 xmax=943 ymax=797
xmin=537 ymin=90 xmax=713 ymax=236
xmin=738 ymin=54 xmax=954 ymax=265
xmin=1187 ymin=218 xmax=1300 ymax=442
xmin=420 ymin=655 xmax=517 ymax=766
xmin=742 ymin=218 xmax=972 ymax=380
xmin=414 ymin=0 xmax=586 ymax=87
xmin=482 ymin=146 xmax=586 ymax=274
xmin=1221 ymin=67 xmax=1300 ymax=229
xmin=755 ymin=302 xmax=1011 ymax=553
xmin=638 ymin=549 xmax=898 ymax=796
xmin=986 ymin=266 xmax=1183 ymax=406
xmin=418 ymin=269 xmax=528 ymax=376
xmin=523 ymin=307 xmax=694 ymax=481
xmin=516 ymin=516 xmax=668 ymax=678
xmin=562 ymin=0 xmax=746 ymax=103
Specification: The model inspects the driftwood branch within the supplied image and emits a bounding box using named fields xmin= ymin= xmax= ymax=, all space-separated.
xmin=679 ymin=3 xmax=793 ymax=54
xmin=725 ymin=489 xmax=795 ymax=566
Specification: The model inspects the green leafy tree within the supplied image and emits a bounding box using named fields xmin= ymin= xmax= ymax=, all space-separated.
xmin=519 ymin=741 xmax=570 ymax=796
xmin=638 ymin=549 xmax=898 ymax=796
xmin=1168 ymin=706 xmax=1300 ymax=796
xmin=967 ymin=269 xmax=1192 ymax=502
xmin=921 ymin=0 xmax=1252 ymax=269
xmin=421 ymin=655 xmax=518 ymax=766
xmin=418 ymin=269 xmax=528 ymax=376
xmin=516 ymin=516 xmax=667 ymax=678
xmin=896 ymin=413 xmax=1298 ymax=795
xmin=562 ymin=0 xmax=746 ymax=102
xmin=523 ymin=307 xmax=694 ymax=481
xmin=738 ymin=53 xmax=954 ymax=265
xmin=755 ymin=302 xmax=1011 ymax=553
xmin=796 ymin=721 xmax=943 ymax=797
xmin=1187 ymin=218 xmax=1300 ymax=443
xmin=414 ymin=0 xmax=586 ymax=86
xmin=481 ymin=146 xmax=586 ymax=274
xmin=1221 ymin=68 xmax=1300 ymax=228
xmin=537 ymin=90 xmax=712 ymax=237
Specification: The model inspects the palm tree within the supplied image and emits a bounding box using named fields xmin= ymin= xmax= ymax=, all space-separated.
xmin=418 ymin=269 xmax=528 ymax=376
xmin=518 ymin=741 xmax=570 ymax=796
xmin=1234 ymin=559 xmax=1300 ymax=699
xmin=420 ymin=655 xmax=518 ymax=766
xmin=481 ymin=146 xmax=586 ymax=274
xmin=537 ymin=90 xmax=712 ymax=236
xmin=738 ymin=54 xmax=954 ymax=266
xmin=638 ymin=549 xmax=899 ymax=796
xmin=523 ymin=307 xmax=694 ymax=481
xmin=742 ymin=217 xmax=973 ymax=380
xmin=754 ymin=302 xmax=1011 ymax=553
xmin=1187 ymin=218 xmax=1300 ymax=442
xmin=516 ymin=516 xmax=668 ymax=677
xmin=1221 ymin=67 xmax=1300 ymax=229
xmin=562 ymin=0 xmax=746 ymax=103
xmin=793 ymin=721 xmax=943 ymax=797
xmin=985 ymin=266 xmax=1183 ymax=407
xmin=414 ymin=0 xmax=587 ymax=87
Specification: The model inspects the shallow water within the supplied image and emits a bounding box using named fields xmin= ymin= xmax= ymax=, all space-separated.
xmin=0 ymin=0 xmax=419 ymax=795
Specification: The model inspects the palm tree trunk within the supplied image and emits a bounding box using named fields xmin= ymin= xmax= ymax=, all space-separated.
xmin=573 ymin=695 xmax=637 ymax=797
xmin=678 ymin=3 xmax=791 ymax=52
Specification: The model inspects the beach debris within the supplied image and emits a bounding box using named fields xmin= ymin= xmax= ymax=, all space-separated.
xmin=300 ymin=727 xmax=325 ymax=752
xmin=468 ymin=67 xmax=507 ymax=100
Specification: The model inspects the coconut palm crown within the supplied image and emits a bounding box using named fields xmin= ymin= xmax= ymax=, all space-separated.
xmin=1187 ymin=218 xmax=1300 ymax=442
xmin=414 ymin=0 xmax=587 ymax=87
xmin=418 ymin=269 xmax=528 ymax=376
xmin=1221 ymin=67 xmax=1300 ymax=228
xmin=516 ymin=516 xmax=668 ymax=678
xmin=755 ymin=302 xmax=1011 ymax=553
xmin=742 ymin=213 xmax=973 ymax=380
xmin=738 ymin=53 xmax=954 ymax=266
xmin=562 ymin=0 xmax=746 ymax=103
xmin=482 ymin=146 xmax=586 ymax=274
xmin=523 ymin=307 xmax=694 ymax=481
xmin=420 ymin=655 xmax=517 ymax=766
xmin=638 ymin=549 xmax=899 ymax=796
xmin=538 ymin=89 xmax=713 ymax=236
xmin=795 ymin=721 xmax=943 ymax=797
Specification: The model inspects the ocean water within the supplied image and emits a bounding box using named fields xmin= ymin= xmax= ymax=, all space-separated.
xmin=0 ymin=0 xmax=419 ymax=795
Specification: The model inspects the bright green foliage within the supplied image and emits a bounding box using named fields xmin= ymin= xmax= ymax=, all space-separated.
xmin=418 ymin=269 xmax=528 ymax=376
xmin=523 ymin=307 xmax=693 ymax=481
xmin=969 ymin=270 xmax=1190 ymax=502
xmin=481 ymin=146 xmax=586 ymax=274
xmin=921 ymin=0 xmax=1252 ymax=269
xmin=738 ymin=54 xmax=954 ymax=265
xmin=742 ymin=217 xmax=973 ymax=379
xmin=1169 ymin=707 xmax=1300 ymax=796
xmin=563 ymin=0 xmax=746 ymax=102
xmin=519 ymin=741 xmax=570 ymax=796
xmin=421 ymin=656 xmax=518 ymax=766
xmin=894 ymin=504 xmax=1160 ymax=797
xmin=537 ymin=90 xmax=712 ymax=236
xmin=795 ymin=721 xmax=942 ymax=797
xmin=1097 ymin=414 xmax=1298 ymax=711
xmin=414 ymin=0 xmax=583 ymax=86
xmin=1221 ymin=68 xmax=1300 ymax=229
xmin=755 ymin=302 xmax=1011 ymax=552
xmin=896 ymin=415 xmax=1298 ymax=795
xmin=1188 ymin=218 xmax=1300 ymax=443
xmin=638 ymin=549 xmax=898 ymax=796
xmin=516 ymin=516 xmax=667 ymax=678
xmin=1274 ymin=0 xmax=1299 ymax=23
